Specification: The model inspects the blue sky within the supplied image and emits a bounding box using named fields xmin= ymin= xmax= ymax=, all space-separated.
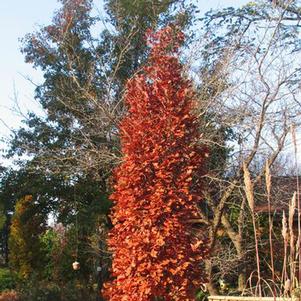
xmin=0 ymin=0 xmax=249 ymax=164
xmin=0 ymin=0 xmax=60 ymax=151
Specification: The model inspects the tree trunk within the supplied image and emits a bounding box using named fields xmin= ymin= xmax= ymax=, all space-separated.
xmin=205 ymin=259 xmax=219 ymax=295
xmin=238 ymin=270 xmax=246 ymax=292
xmin=222 ymin=212 xmax=247 ymax=293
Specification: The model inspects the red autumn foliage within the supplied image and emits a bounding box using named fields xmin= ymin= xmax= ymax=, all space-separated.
xmin=103 ymin=26 xmax=208 ymax=301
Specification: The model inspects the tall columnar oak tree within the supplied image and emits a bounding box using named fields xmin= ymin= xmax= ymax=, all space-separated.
xmin=104 ymin=27 xmax=208 ymax=301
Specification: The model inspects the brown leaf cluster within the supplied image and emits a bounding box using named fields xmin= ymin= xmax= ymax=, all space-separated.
xmin=103 ymin=26 xmax=208 ymax=301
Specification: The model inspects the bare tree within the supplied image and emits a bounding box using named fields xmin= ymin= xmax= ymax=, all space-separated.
xmin=187 ymin=0 xmax=301 ymax=294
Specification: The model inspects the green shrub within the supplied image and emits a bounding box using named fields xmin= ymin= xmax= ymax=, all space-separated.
xmin=0 ymin=269 xmax=16 ymax=292
xmin=195 ymin=289 xmax=209 ymax=301
xmin=18 ymin=277 xmax=96 ymax=301
xmin=18 ymin=280 xmax=61 ymax=301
